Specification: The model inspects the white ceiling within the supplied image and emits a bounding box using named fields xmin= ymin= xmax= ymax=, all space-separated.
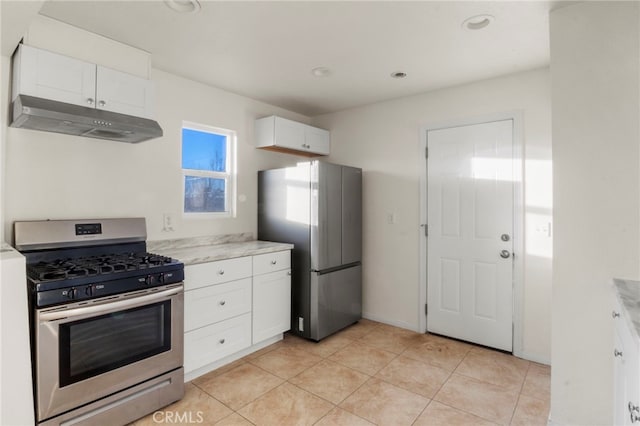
xmin=10 ymin=1 xmax=555 ymax=117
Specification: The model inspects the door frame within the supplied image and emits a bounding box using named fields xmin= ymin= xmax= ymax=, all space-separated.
xmin=418 ymin=111 xmax=524 ymax=357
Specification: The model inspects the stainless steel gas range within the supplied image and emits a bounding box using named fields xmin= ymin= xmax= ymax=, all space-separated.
xmin=14 ymin=218 xmax=185 ymax=426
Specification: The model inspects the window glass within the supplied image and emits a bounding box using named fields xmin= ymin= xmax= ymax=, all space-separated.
xmin=184 ymin=176 xmax=226 ymax=213
xmin=181 ymin=128 xmax=227 ymax=172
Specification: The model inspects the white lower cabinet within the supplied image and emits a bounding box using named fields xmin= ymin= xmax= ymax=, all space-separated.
xmin=253 ymin=269 xmax=291 ymax=344
xmin=183 ymin=250 xmax=291 ymax=379
xmin=613 ymin=297 xmax=640 ymax=425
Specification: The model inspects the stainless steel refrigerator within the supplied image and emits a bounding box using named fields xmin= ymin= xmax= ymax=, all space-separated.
xmin=258 ymin=161 xmax=362 ymax=341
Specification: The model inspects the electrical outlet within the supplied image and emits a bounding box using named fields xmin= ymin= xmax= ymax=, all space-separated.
xmin=162 ymin=213 xmax=174 ymax=232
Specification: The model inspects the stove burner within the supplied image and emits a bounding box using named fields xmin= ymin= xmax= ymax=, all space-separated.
xmin=27 ymin=252 xmax=175 ymax=282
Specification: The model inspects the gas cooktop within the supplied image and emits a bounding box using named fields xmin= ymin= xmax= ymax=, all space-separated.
xmin=28 ymin=251 xmax=176 ymax=283
xmin=15 ymin=218 xmax=184 ymax=308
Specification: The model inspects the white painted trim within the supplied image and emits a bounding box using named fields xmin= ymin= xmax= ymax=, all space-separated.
xmin=519 ymin=351 xmax=551 ymax=366
xmin=546 ymin=416 xmax=563 ymax=426
xmin=362 ymin=312 xmax=420 ymax=333
xmin=418 ymin=111 xmax=525 ymax=358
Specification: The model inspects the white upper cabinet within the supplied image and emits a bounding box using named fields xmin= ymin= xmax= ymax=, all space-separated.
xmin=255 ymin=115 xmax=330 ymax=156
xmin=13 ymin=44 xmax=96 ymax=107
xmin=13 ymin=44 xmax=155 ymax=119
xmin=96 ymin=66 xmax=154 ymax=118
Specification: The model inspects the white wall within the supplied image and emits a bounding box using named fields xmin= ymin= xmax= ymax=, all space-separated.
xmin=1 ymin=24 xmax=316 ymax=244
xmin=313 ymin=67 xmax=552 ymax=362
xmin=550 ymin=2 xmax=640 ymax=424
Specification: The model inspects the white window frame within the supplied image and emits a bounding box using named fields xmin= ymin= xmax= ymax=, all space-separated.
xmin=181 ymin=121 xmax=237 ymax=218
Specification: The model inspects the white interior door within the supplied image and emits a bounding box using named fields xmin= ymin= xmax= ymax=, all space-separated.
xmin=427 ymin=119 xmax=514 ymax=351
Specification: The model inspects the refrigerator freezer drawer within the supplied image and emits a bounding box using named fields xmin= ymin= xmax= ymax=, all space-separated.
xmin=310 ymin=264 xmax=362 ymax=341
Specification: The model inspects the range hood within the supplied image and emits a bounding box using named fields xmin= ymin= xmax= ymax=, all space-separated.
xmin=10 ymin=95 xmax=163 ymax=143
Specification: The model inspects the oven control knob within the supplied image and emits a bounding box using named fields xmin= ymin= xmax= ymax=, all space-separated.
xmin=65 ymin=288 xmax=77 ymax=299
xmin=145 ymin=275 xmax=152 ymax=286
xmin=158 ymin=273 xmax=165 ymax=284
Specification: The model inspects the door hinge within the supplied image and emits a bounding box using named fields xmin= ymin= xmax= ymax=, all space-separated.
xmin=425 ymin=304 xmax=428 ymax=315
xmin=422 ymin=224 xmax=428 ymax=237
xmin=425 ymin=147 xmax=429 ymax=159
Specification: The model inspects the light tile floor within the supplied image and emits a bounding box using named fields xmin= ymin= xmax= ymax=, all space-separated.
xmin=133 ymin=319 xmax=550 ymax=426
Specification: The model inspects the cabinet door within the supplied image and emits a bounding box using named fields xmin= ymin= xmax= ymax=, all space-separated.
xmin=613 ymin=301 xmax=640 ymax=425
xmin=252 ymin=269 xmax=291 ymax=344
xmin=274 ymin=117 xmax=306 ymax=151
xmin=304 ymin=125 xmax=330 ymax=155
xmin=96 ymin=66 xmax=154 ymax=118
xmin=624 ymin=330 xmax=640 ymax=425
xmin=614 ymin=326 xmax=629 ymax=425
xmin=15 ymin=44 xmax=96 ymax=108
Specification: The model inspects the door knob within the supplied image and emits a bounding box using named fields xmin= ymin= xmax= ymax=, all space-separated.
xmin=500 ymin=250 xmax=511 ymax=259
xmin=501 ymin=234 xmax=510 ymax=242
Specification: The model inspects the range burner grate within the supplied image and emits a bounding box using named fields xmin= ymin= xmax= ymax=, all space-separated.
xmin=27 ymin=252 xmax=174 ymax=282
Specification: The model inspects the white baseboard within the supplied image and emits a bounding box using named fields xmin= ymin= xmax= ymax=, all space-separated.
xmin=546 ymin=415 xmax=562 ymax=426
xmin=518 ymin=351 xmax=551 ymax=366
xmin=361 ymin=312 xmax=420 ymax=333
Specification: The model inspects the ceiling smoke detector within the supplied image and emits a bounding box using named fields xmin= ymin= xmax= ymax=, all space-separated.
xmin=311 ymin=67 xmax=332 ymax=78
xmin=164 ymin=0 xmax=201 ymax=14
xmin=462 ymin=14 xmax=494 ymax=31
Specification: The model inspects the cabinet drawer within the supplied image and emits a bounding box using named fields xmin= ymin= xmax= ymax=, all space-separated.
xmin=253 ymin=250 xmax=291 ymax=275
xmin=184 ymin=313 xmax=251 ymax=373
xmin=184 ymin=278 xmax=251 ymax=331
xmin=185 ymin=257 xmax=252 ymax=291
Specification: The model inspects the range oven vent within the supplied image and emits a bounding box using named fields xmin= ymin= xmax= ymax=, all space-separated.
xmin=10 ymin=95 xmax=163 ymax=143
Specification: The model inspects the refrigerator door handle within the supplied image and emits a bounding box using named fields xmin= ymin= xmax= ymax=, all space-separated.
xmin=312 ymin=261 xmax=361 ymax=275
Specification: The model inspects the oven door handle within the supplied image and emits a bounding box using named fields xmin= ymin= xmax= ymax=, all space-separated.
xmin=39 ymin=286 xmax=183 ymax=322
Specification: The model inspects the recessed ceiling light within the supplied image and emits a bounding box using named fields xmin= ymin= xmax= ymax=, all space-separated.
xmin=164 ymin=0 xmax=201 ymax=14
xmin=311 ymin=67 xmax=332 ymax=78
xmin=462 ymin=14 xmax=494 ymax=31
xmin=391 ymin=71 xmax=407 ymax=79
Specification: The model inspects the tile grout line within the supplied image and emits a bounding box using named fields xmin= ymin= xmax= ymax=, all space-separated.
xmin=147 ymin=321 xmax=550 ymax=426
xmin=507 ymin=360 xmax=533 ymax=425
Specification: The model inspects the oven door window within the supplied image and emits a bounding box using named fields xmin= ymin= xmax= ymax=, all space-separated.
xmin=59 ymin=300 xmax=172 ymax=387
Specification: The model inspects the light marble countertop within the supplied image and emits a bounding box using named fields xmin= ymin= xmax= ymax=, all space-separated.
xmin=148 ymin=239 xmax=293 ymax=266
xmin=0 ymin=242 xmax=23 ymax=257
xmin=613 ymin=278 xmax=640 ymax=341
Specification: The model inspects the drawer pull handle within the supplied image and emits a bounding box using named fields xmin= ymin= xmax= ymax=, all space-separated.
xmin=630 ymin=402 xmax=640 ymax=413
xmin=219 ymin=300 xmax=226 ymax=306
xmin=615 ymin=349 xmax=623 ymax=357
xmin=271 ymin=260 xmax=277 ymax=265
xmin=218 ymin=270 xmax=225 ymax=275
xmin=613 ymin=311 xmax=621 ymax=318
xmin=219 ymin=338 xmax=225 ymax=344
